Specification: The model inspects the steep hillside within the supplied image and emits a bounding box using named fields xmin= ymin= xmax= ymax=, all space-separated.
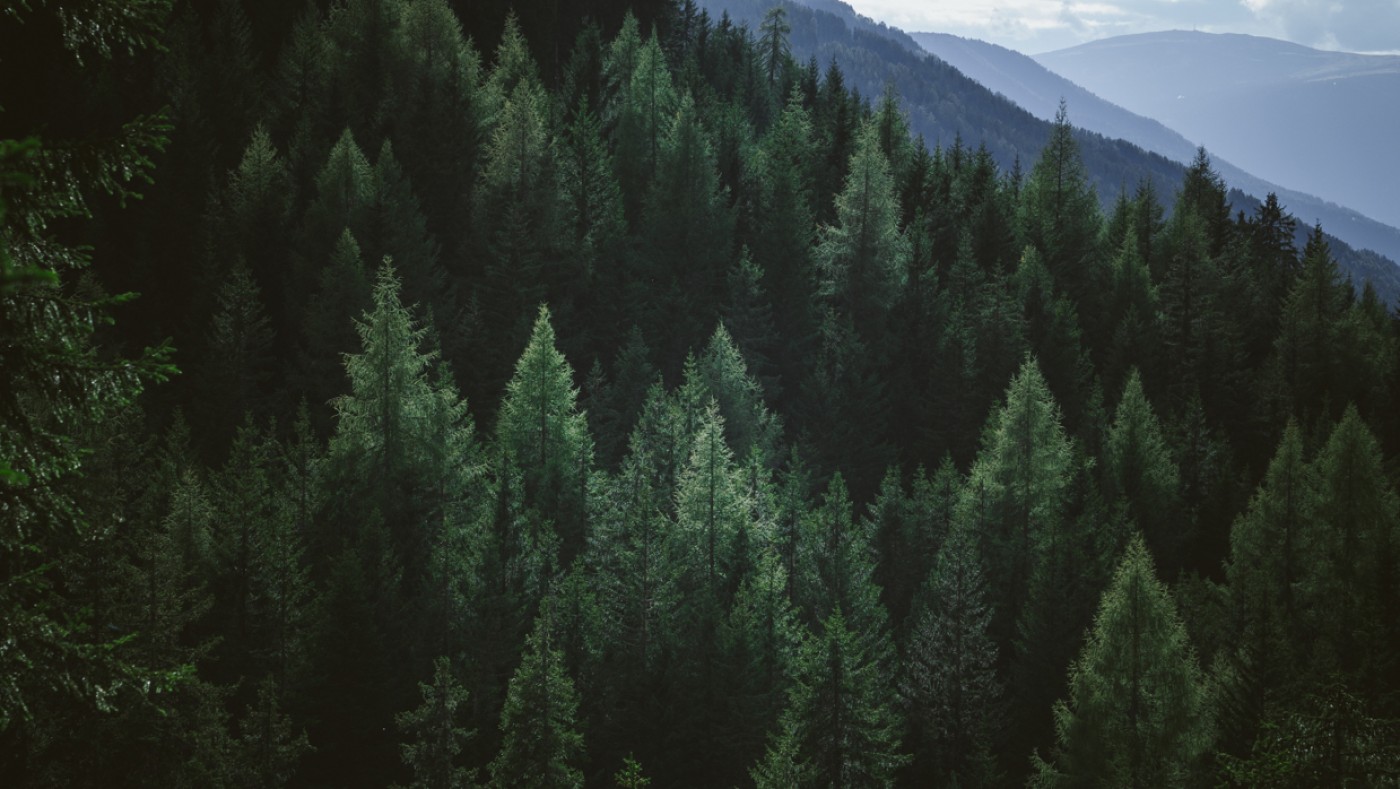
xmin=1037 ymin=31 xmax=1400 ymax=229
xmin=911 ymin=31 xmax=1400 ymax=286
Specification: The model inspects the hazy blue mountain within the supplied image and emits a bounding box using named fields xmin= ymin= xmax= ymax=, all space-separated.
xmin=912 ymin=31 xmax=1400 ymax=278
xmin=1036 ymin=31 xmax=1400 ymax=229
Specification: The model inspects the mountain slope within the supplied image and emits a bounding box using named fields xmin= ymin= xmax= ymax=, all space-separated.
xmin=698 ymin=0 xmax=1400 ymax=302
xmin=1036 ymin=31 xmax=1400 ymax=229
xmin=911 ymin=31 xmax=1400 ymax=278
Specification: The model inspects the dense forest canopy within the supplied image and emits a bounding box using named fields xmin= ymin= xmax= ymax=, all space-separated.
xmin=3 ymin=0 xmax=1399 ymax=786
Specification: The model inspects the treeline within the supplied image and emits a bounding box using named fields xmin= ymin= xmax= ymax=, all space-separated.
xmin=3 ymin=1 xmax=1399 ymax=787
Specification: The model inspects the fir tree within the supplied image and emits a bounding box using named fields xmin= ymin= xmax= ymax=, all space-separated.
xmin=902 ymin=523 xmax=1002 ymax=786
xmin=397 ymin=656 xmax=475 ymax=789
xmin=490 ymin=609 xmax=586 ymax=788
xmin=496 ymin=305 xmax=594 ymax=565
xmin=1033 ymin=536 xmax=1211 ymax=788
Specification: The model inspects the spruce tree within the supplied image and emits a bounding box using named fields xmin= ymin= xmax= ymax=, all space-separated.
xmin=496 ymin=305 xmax=594 ymax=565
xmin=771 ymin=608 xmax=908 ymax=787
xmin=1105 ymin=370 xmax=1184 ymax=571
xmin=902 ymin=523 xmax=1002 ymax=786
xmin=490 ymin=610 xmax=586 ymax=788
xmin=814 ymin=119 xmax=910 ymax=342
xmin=1033 ymin=536 xmax=1210 ymax=788
xmin=397 ymin=656 xmax=475 ymax=789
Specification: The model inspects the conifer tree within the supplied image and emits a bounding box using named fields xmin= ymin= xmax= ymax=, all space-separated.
xmin=769 ymin=608 xmax=908 ymax=787
xmin=902 ymin=523 xmax=1002 ymax=786
xmin=397 ymin=656 xmax=475 ymax=789
xmin=815 ymin=119 xmax=910 ymax=342
xmin=325 ymin=261 xmax=477 ymax=592
xmin=1018 ymin=102 xmax=1102 ymax=311
xmin=1105 ymin=370 xmax=1184 ymax=571
xmin=1304 ymin=407 xmax=1399 ymax=689
xmin=1226 ymin=423 xmax=1313 ymax=689
xmin=490 ymin=609 xmax=586 ymax=788
xmin=1033 ymin=536 xmax=1211 ymax=788
xmin=758 ymin=7 xmax=792 ymax=86
xmin=198 ymin=263 xmax=275 ymax=448
xmin=958 ymin=356 xmax=1074 ymax=646
xmin=497 ymin=306 xmax=594 ymax=564
xmin=237 ymin=676 xmax=311 ymax=789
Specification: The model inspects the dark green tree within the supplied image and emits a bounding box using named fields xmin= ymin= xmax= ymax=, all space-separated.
xmin=489 ymin=609 xmax=586 ymax=788
xmin=1033 ymin=536 xmax=1211 ymax=788
xmin=396 ymin=656 xmax=475 ymax=789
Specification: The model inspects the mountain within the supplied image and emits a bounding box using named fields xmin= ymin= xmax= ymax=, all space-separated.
xmin=911 ymin=31 xmax=1400 ymax=284
xmin=1036 ymin=31 xmax=1400 ymax=230
xmin=698 ymin=0 xmax=1400 ymax=302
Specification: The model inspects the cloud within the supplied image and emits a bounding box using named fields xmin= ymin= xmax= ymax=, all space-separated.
xmin=1242 ymin=0 xmax=1400 ymax=52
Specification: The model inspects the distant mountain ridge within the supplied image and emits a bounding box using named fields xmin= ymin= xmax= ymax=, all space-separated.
xmin=1036 ymin=31 xmax=1400 ymax=230
xmin=911 ymin=31 xmax=1400 ymax=280
xmin=697 ymin=0 xmax=1400 ymax=302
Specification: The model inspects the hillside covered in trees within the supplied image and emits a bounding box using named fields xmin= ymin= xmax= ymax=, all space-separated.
xmin=3 ymin=1 xmax=1399 ymax=786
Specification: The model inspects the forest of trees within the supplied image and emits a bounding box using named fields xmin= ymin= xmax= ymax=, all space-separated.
xmin=3 ymin=0 xmax=1399 ymax=786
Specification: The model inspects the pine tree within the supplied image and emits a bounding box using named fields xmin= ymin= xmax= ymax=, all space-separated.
xmin=397 ymin=656 xmax=475 ymax=789
xmin=198 ymin=263 xmax=275 ymax=450
xmin=1105 ymin=370 xmax=1184 ymax=571
xmin=773 ymin=608 xmax=909 ymax=787
xmin=1304 ymin=407 xmax=1399 ymax=690
xmin=497 ymin=306 xmax=594 ymax=566
xmin=1226 ymin=424 xmax=1312 ymax=690
xmin=490 ymin=610 xmax=586 ymax=788
xmin=1033 ymin=536 xmax=1211 ymax=788
xmin=902 ymin=523 xmax=1002 ymax=786
xmin=0 ymin=8 xmax=175 ymax=733
xmin=325 ymin=261 xmax=474 ymax=573
xmin=757 ymin=7 xmax=791 ymax=86
xmin=674 ymin=402 xmax=750 ymax=597
xmin=1018 ymin=102 xmax=1102 ymax=311
xmin=236 ymin=676 xmax=311 ymax=789
xmin=815 ymin=119 xmax=910 ymax=342
xmin=958 ymin=356 xmax=1074 ymax=647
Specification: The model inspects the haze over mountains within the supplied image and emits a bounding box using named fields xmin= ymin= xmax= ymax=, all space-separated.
xmin=912 ymin=30 xmax=1400 ymax=274
xmin=1036 ymin=31 xmax=1400 ymax=229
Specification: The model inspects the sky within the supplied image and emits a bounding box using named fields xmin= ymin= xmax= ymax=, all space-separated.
xmin=842 ymin=0 xmax=1400 ymax=54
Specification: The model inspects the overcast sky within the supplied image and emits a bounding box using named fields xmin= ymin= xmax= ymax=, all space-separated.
xmin=843 ymin=0 xmax=1400 ymax=54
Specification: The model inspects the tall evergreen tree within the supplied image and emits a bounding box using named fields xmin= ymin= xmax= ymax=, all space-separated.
xmin=902 ymin=522 xmax=1003 ymax=786
xmin=397 ymin=656 xmax=475 ymax=789
xmin=490 ymin=609 xmax=586 ymax=788
xmin=814 ymin=119 xmax=909 ymax=343
xmin=1105 ymin=370 xmax=1184 ymax=571
xmin=496 ymin=306 xmax=594 ymax=565
xmin=760 ymin=609 xmax=908 ymax=787
xmin=1018 ymin=102 xmax=1102 ymax=312
xmin=1033 ymin=536 xmax=1211 ymax=788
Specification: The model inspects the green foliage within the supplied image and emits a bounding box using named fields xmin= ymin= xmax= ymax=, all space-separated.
xmin=958 ymin=356 xmax=1074 ymax=644
xmin=1105 ymin=370 xmax=1184 ymax=570
xmin=496 ymin=305 xmax=593 ymax=563
xmin=815 ymin=119 xmax=909 ymax=336
xmin=490 ymin=610 xmax=586 ymax=788
xmin=773 ymin=608 xmax=909 ymax=787
xmin=902 ymin=522 xmax=1003 ymax=786
xmin=1034 ymin=536 xmax=1211 ymax=788
xmin=397 ymin=656 xmax=475 ymax=789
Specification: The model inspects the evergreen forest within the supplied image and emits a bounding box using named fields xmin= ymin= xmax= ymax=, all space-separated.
xmin=3 ymin=1 xmax=1399 ymax=786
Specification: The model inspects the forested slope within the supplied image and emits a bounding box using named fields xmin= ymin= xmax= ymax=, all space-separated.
xmin=706 ymin=0 xmax=1400 ymax=304
xmin=3 ymin=1 xmax=1399 ymax=787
